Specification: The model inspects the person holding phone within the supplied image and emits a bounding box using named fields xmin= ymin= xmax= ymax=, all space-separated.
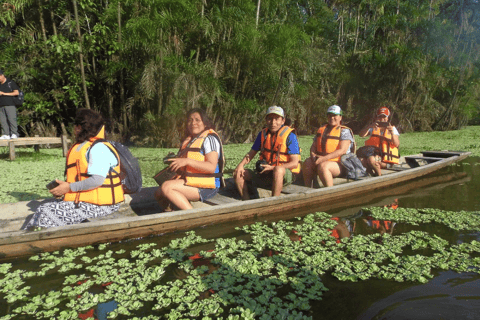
xmin=357 ymin=106 xmax=400 ymax=176
xmin=23 ymin=109 xmax=124 ymax=230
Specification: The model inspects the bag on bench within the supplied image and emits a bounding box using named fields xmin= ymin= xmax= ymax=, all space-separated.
xmin=340 ymin=153 xmax=368 ymax=180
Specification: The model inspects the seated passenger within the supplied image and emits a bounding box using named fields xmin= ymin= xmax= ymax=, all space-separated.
xmin=154 ymin=108 xmax=224 ymax=210
xmin=303 ymin=105 xmax=355 ymax=187
xmin=357 ymin=106 xmax=400 ymax=176
xmin=24 ymin=109 xmax=124 ymax=229
xmin=233 ymin=106 xmax=300 ymax=200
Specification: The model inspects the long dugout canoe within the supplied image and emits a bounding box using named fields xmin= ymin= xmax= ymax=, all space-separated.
xmin=0 ymin=150 xmax=471 ymax=259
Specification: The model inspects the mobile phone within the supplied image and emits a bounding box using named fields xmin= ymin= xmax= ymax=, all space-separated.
xmin=46 ymin=180 xmax=60 ymax=190
xmin=377 ymin=122 xmax=389 ymax=127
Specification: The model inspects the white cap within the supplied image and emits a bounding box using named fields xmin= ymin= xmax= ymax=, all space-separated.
xmin=266 ymin=106 xmax=285 ymax=118
xmin=327 ymin=105 xmax=342 ymax=115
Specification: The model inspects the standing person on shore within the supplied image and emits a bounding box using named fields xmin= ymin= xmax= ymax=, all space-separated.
xmin=154 ymin=108 xmax=224 ymax=211
xmin=233 ymin=106 xmax=301 ymax=199
xmin=357 ymin=106 xmax=400 ymax=176
xmin=23 ymin=109 xmax=124 ymax=230
xmin=303 ymin=105 xmax=355 ymax=188
xmin=0 ymin=69 xmax=20 ymax=140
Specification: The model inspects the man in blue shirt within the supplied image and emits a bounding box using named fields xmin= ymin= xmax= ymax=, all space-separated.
xmin=233 ymin=106 xmax=300 ymax=199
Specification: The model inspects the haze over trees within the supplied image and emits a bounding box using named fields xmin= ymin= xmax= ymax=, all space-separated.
xmin=1 ymin=0 xmax=479 ymax=146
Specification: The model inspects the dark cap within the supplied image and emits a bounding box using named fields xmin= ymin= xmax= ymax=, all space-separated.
xmin=0 ymin=69 xmax=3 ymax=75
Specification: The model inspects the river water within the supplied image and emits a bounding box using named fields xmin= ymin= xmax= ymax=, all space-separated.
xmin=1 ymin=157 xmax=479 ymax=319
xmin=309 ymin=156 xmax=480 ymax=320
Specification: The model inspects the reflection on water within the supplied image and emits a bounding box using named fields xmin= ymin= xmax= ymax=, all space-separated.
xmin=312 ymin=157 xmax=480 ymax=320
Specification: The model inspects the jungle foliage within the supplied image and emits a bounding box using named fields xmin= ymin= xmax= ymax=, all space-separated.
xmin=1 ymin=0 xmax=480 ymax=146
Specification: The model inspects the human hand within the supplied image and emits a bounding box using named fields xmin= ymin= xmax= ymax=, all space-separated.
xmin=315 ymin=156 xmax=326 ymax=165
xmin=50 ymin=179 xmax=70 ymax=197
xmin=233 ymin=166 xmax=245 ymax=179
xmin=167 ymin=158 xmax=190 ymax=172
xmin=258 ymin=163 xmax=274 ymax=173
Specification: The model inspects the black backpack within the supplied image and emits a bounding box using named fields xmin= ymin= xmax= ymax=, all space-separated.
xmin=8 ymin=81 xmax=25 ymax=106
xmin=92 ymin=139 xmax=142 ymax=194
xmin=340 ymin=153 xmax=368 ymax=180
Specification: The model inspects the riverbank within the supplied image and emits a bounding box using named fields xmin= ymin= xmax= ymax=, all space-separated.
xmin=1 ymin=126 xmax=479 ymax=204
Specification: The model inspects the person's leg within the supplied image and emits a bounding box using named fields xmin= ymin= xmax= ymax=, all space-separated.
xmin=317 ymin=161 xmax=342 ymax=187
xmin=235 ymin=169 xmax=253 ymax=200
xmin=154 ymin=186 xmax=173 ymax=211
xmin=23 ymin=200 xmax=119 ymax=229
xmin=303 ymin=157 xmax=315 ymax=187
xmin=0 ymin=106 xmax=8 ymax=137
xmin=160 ymin=179 xmax=201 ymax=210
xmin=4 ymin=106 xmax=18 ymax=137
xmin=271 ymin=166 xmax=286 ymax=196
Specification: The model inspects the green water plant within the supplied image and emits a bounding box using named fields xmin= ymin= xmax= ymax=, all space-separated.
xmin=1 ymin=210 xmax=480 ymax=319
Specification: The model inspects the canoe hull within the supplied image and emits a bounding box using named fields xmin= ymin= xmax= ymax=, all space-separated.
xmin=0 ymin=151 xmax=471 ymax=260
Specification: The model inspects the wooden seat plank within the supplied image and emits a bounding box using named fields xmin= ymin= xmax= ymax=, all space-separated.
xmin=405 ymin=156 xmax=444 ymax=168
xmin=281 ymin=184 xmax=314 ymax=194
xmin=205 ymin=193 xmax=241 ymax=205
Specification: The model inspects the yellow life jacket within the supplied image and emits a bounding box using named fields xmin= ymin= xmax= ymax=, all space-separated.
xmin=64 ymin=126 xmax=124 ymax=205
xmin=179 ymin=129 xmax=224 ymax=189
xmin=365 ymin=127 xmax=399 ymax=164
xmin=315 ymin=125 xmax=355 ymax=163
xmin=260 ymin=126 xmax=301 ymax=174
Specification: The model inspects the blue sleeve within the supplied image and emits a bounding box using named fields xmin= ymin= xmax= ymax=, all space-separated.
xmin=286 ymin=132 xmax=300 ymax=154
xmin=251 ymin=131 xmax=263 ymax=151
xmin=87 ymin=143 xmax=119 ymax=177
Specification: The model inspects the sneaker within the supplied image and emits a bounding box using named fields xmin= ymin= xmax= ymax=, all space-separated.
xmin=10 ymin=134 xmax=18 ymax=139
xmin=0 ymin=135 xmax=11 ymax=140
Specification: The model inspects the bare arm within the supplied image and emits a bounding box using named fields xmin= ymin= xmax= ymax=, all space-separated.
xmin=388 ymin=125 xmax=400 ymax=147
xmin=359 ymin=122 xmax=374 ymax=137
xmin=315 ymin=140 xmax=350 ymax=165
xmin=233 ymin=149 xmax=258 ymax=178
xmin=168 ymin=151 xmax=219 ymax=173
xmin=0 ymin=90 xmax=19 ymax=96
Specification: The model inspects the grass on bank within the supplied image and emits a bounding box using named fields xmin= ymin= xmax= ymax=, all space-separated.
xmin=1 ymin=126 xmax=479 ymax=204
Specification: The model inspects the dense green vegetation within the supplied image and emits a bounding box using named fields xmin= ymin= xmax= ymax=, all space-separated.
xmin=1 ymin=125 xmax=480 ymax=204
xmin=1 ymin=0 xmax=480 ymax=145
xmin=1 ymin=208 xmax=479 ymax=319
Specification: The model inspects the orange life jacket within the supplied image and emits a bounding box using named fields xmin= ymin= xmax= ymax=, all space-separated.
xmin=179 ymin=129 xmax=224 ymax=189
xmin=64 ymin=126 xmax=124 ymax=205
xmin=315 ymin=125 xmax=355 ymax=163
xmin=260 ymin=125 xmax=301 ymax=174
xmin=365 ymin=127 xmax=399 ymax=164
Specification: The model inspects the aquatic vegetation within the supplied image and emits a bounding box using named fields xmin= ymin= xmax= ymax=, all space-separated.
xmin=1 ymin=208 xmax=480 ymax=319
xmin=365 ymin=207 xmax=480 ymax=230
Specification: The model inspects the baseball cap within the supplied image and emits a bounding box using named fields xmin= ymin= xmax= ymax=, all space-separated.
xmin=327 ymin=105 xmax=342 ymax=115
xmin=377 ymin=106 xmax=390 ymax=117
xmin=266 ymin=106 xmax=285 ymax=118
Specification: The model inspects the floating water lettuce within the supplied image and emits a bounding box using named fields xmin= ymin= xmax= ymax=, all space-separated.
xmin=0 ymin=209 xmax=479 ymax=319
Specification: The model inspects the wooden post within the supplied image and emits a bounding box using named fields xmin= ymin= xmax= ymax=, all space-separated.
xmin=8 ymin=141 xmax=15 ymax=161
xmin=61 ymin=135 xmax=69 ymax=157
xmin=34 ymin=135 xmax=40 ymax=152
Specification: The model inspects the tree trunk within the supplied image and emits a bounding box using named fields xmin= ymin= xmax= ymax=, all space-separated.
xmin=256 ymin=0 xmax=261 ymax=28
xmin=73 ymin=0 xmax=91 ymax=109
xmin=117 ymin=1 xmax=127 ymax=129
xmin=38 ymin=0 xmax=47 ymax=41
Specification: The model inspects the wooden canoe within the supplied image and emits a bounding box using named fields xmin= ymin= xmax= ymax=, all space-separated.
xmin=0 ymin=150 xmax=471 ymax=260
